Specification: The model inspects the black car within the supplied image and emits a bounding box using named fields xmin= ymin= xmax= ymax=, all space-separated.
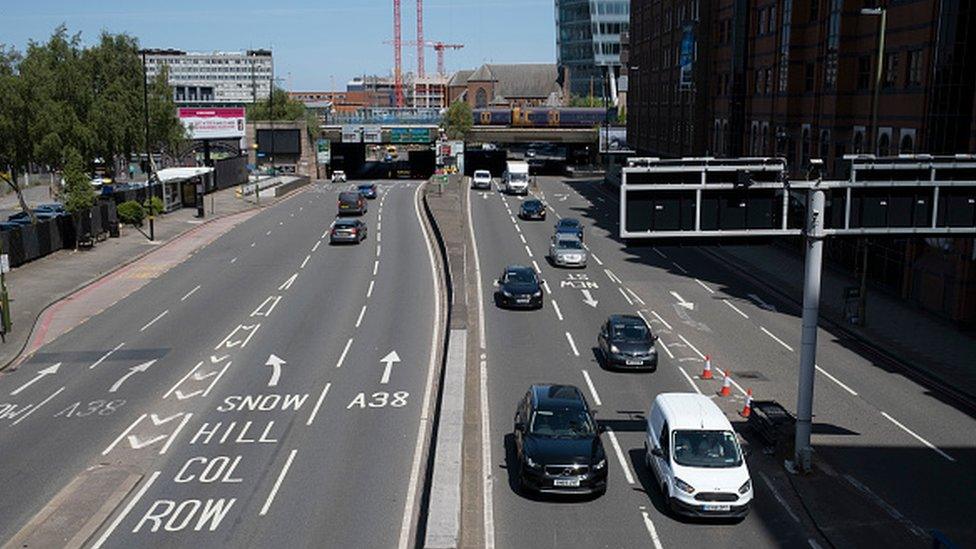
xmin=597 ymin=314 xmax=658 ymax=371
xmin=519 ymin=199 xmax=547 ymax=220
xmin=554 ymin=218 xmax=583 ymax=241
xmin=337 ymin=191 xmax=367 ymax=216
xmin=513 ymin=384 xmax=608 ymax=495
xmin=329 ymin=218 xmax=367 ymax=244
xmin=358 ymin=183 xmax=378 ymax=199
xmin=495 ymin=265 xmax=543 ymax=309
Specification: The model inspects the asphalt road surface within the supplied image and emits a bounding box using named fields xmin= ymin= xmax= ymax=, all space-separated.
xmin=469 ymin=175 xmax=976 ymax=548
xmin=0 ymin=180 xmax=440 ymax=548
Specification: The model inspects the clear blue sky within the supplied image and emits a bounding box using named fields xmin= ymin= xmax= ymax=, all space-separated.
xmin=3 ymin=0 xmax=557 ymax=90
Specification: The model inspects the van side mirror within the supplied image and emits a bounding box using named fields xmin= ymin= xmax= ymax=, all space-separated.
xmin=650 ymin=447 xmax=663 ymax=457
xmin=514 ymin=422 xmax=525 ymax=432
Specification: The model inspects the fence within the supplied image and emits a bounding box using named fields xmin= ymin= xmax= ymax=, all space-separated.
xmin=214 ymin=156 xmax=248 ymax=190
xmin=0 ymin=200 xmax=117 ymax=268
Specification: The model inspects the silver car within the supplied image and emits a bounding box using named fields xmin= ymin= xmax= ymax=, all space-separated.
xmin=548 ymin=235 xmax=587 ymax=268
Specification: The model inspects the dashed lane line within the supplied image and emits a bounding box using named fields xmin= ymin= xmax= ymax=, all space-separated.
xmin=306 ymin=383 xmax=332 ymax=426
xmin=723 ymin=299 xmax=750 ymax=319
xmin=565 ymin=331 xmax=580 ymax=356
xmin=676 ymin=334 xmax=706 ymax=359
xmin=181 ymin=285 xmax=201 ymax=301
xmin=551 ymin=299 xmax=564 ymax=321
xmin=815 ymin=364 xmax=858 ymax=396
xmin=625 ymin=287 xmax=646 ymax=306
xmin=580 ymin=369 xmax=602 ymax=405
xmin=89 ymin=342 xmax=126 ymax=369
xmin=605 ymin=429 xmax=635 ymax=485
xmin=760 ymin=326 xmax=795 ymax=352
xmin=335 ymin=338 xmax=354 ymax=368
xmin=355 ymin=305 xmax=367 ymax=328
xmin=618 ymin=287 xmax=634 ymax=306
xmin=524 ymin=245 xmax=533 ymax=258
xmin=367 ymin=280 xmax=375 ymax=298
xmin=671 ymin=262 xmax=688 ymax=274
xmin=652 ymin=248 xmax=668 ymax=259
xmin=259 ymin=448 xmax=298 ymax=516
xmin=695 ymin=279 xmax=715 ymax=294
xmin=641 ymin=511 xmax=665 ymax=549
xmin=300 ymin=255 xmax=311 ymax=269
xmin=650 ymin=310 xmax=673 ymax=331
xmin=140 ymin=310 xmax=169 ymax=332
xmin=880 ymin=412 xmax=956 ymax=462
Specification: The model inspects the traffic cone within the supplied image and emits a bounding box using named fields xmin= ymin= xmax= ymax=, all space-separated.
xmin=701 ymin=355 xmax=714 ymax=380
xmin=740 ymin=389 xmax=753 ymax=418
xmin=719 ymin=370 xmax=732 ymax=397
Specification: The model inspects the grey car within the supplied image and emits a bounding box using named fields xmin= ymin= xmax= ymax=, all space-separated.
xmin=329 ymin=218 xmax=367 ymax=244
xmin=548 ymin=235 xmax=587 ymax=268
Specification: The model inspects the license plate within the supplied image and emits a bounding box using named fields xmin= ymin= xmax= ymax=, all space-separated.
xmin=625 ymin=359 xmax=643 ymax=365
xmin=517 ymin=297 xmax=530 ymax=303
xmin=553 ymin=478 xmax=580 ymax=487
xmin=703 ymin=504 xmax=731 ymax=512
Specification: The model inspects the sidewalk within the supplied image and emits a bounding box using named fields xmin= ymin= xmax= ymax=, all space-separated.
xmin=709 ymin=243 xmax=976 ymax=407
xmin=0 ymin=180 xmax=303 ymax=369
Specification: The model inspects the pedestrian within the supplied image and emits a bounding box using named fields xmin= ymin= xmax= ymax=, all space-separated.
xmin=128 ymin=164 xmax=136 ymax=181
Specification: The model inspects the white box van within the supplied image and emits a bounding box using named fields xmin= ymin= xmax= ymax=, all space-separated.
xmin=503 ymin=161 xmax=530 ymax=195
xmin=645 ymin=393 xmax=753 ymax=518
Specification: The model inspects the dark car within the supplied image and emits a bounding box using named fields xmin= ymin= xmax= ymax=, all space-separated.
xmin=330 ymin=218 xmax=367 ymax=244
xmin=337 ymin=191 xmax=367 ymax=216
xmin=519 ymin=199 xmax=547 ymax=220
xmin=513 ymin=384 xmax=608 ymax=495
xmin=554 ymin=218 xmax=583 ymax=241
xmin=358 ymin=183 xmax=378 ymax=199
xmin=598 ymin=314 xmax=658 ymax=371
xmin=495 ymin=265 xmax=543 ymax=309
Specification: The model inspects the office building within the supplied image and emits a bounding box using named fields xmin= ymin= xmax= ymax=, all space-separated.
xmin=143 ymin=49 xmax=273 ymax=106
xmin=555 ymin=0 xmax=630 ymax=98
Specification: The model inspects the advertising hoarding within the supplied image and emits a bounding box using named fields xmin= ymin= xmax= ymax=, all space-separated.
xmin=316 ymin=139 xmax=331 ymax=164
xmin=390 ymin=127 xmax=432 ymax=144
xmin=178 ymin=108 xmax=246 ymax=140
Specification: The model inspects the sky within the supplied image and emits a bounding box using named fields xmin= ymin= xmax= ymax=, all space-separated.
xmin=3 ymin=0 xmax=558 ymax=90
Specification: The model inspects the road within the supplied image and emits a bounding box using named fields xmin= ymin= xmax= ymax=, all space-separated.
xmin=470 ymin=175 xmax=976 ymax=547
xmin=0 ymin=180 xmax=440 ymax=547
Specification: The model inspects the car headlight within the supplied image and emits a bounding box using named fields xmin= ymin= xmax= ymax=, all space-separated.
xmin=501 ymin=290 xmax=513 ymax=297
xmin=610 ymin=344 xmax=620 ymax=354
xmin=533 ymin=290 xmax=542 ymax=297
xmin=526 ymin=456 xmax=542 ymax=469
xmin=674 ymin=477 xmax=695 ymax=494
xmin=739 ymin=479 xmax=752 ymax=495
xmin=593 ymin=458 xmax=607 ymax=470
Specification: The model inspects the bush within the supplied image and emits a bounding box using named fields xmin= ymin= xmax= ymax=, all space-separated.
xmin=117 ymin=200 xmax=145 ymax=226
xmin=143 ymin=195 xmax=164 ymax=217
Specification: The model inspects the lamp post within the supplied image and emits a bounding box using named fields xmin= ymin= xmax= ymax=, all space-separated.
xmin=139 ymin=49 xmax=155 ymax=241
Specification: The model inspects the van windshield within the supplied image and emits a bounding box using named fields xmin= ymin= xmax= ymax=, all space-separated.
xmin=672 ymin=430 xmax=742 ymax=468
xmin=509 ymin=172 xmax=528 ymax=183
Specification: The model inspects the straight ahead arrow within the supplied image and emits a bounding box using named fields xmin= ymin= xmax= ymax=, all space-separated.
xmin=669 ymin=291 xmax=695 ymax=311
xmin=581 ymin=289 xmax=599 ymax=308
xmin=10 ymin=363 xmax=61 ymax=396
xmin=380 ymin=351 xmax=401 ymax=384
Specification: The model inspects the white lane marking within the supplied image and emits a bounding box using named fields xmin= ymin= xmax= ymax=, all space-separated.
xmin=157 ymin=413 xmax=193 ymax=455
xmin=91 ymin=471 xmax=160 ymax=549
xmin=760 ymin=326 xmax=795 ymax=352
xmin=89 ymin=342 xmax=126 ymax=369
xmin=524 ymin=245 xmax=533 ymax=258
xmin=367 ymin=280 xmax=375 ymax=298
xmin=300 ymin=255 xmax=311 ymax=269
xmin=355 ymin=305 xmax=367 ymax=328
xmin=181 ymin=285 xmax=201 ymax=302
xmin=658 ymin=339 xmax=675 ymax=359
xmin=590 ymin=252 xmax=604 ymax=266
xmin=312 ymin=240 xmax=321 ymax=252
xmin=641 ymin=511 xmax=665 ymax=549
xmin=279 ymin=273 xmax=299 ymax=291
xmin=617 ymin=287 xmax=634 ymax=305
xmin=519 ymin=233 xmax=526 ymax=244
xmin=163 ymin=361 xmax=203 ymax=399
xmin=565 ymin=332 xmax=580 ymax=356
xmin=580 ymin=370 xmax=602 ymax=405
xmin=815 ymin=364 xmax=859 ymax=396
xmin=102 ymin=413 xmax=146 ymax=455
xmin=653 ymin=248 xmax=668 ymax=259
xmin=230 ymin=257 xmax=238 ymax=264
xmin=676 ymin=334 xmax=706 ymax=359
xmin=542 ymin=280 xmax=552 ymax=294
xmin=251 ymin=242 xmax=256 ymax=248
xmin=671 ymin=262 xmax=688 ymax=274
xmin=880 ymin=412 xmax=956 ymax=462
xmin=260 ymin=448 xmax=298 ymax=516
xmin=399 ymin=180 xmax=445 ymax=549
xmin=201 ymin=362 xmax=231 ymax=397
xmin=677 ymin=366 xmax=703 ymax=394
xmin=843 ymin=474 xmax=927 ymax=538
xmin=306 ymin=384 xmax=331 ymax=426
xmin=626 ymin=287 xmax=646 ymax=306
xmin=322 ymin=230 xmax=330 ymax=239
xmin=377 ymin=244 xmax=382 ymax=257
xmin=723 ymin=299 xmax=750 ymax=319
xmin=373 ymin=260 xmax=380 ymax=276
xmin=480 ymin=357 xmax=495 ymax=549
xmin=605 ymin=429 xmax=635 ymax=485
xmin=513 ymin=224 xmax=521 ymax=233
xmin=758 ymin=471 xmax=801 ymax=523
xmin=551 ymin=299 xmax=564 ymax=321
xmin=378 ymin=222 xmax=382 ymax=232
xmin=11 ymin=386 xmax=65 ymax=426
xmin=335 ymin=338 xmax=354 ymax=369
xmin=650 ymin=310 xmax=673 ymax=331
xmin=377 ymin=232 xmax=382 ymax=243
xmin=467 ymin=187 xmax=487 ymax=350
xmin=604 ymin=268 xmax=621 ymax=283
xmin=531 ymin=260 xmax=541 ymax=273
xmin=251 ymin=295 xmax=283 ymax=317
xmin=695 ymin=279 xmax=715 ymax=294
xmin=140 ymin=310 xmax=169 ymax=332
xmin=266 ymin=230 xmax=272 ymax=236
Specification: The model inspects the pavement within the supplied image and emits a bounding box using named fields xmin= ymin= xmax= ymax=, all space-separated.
xmin=461 ymin=175 xmax=976 ymax=548
xmin=0 ymin=180 xmax=443 ymax=548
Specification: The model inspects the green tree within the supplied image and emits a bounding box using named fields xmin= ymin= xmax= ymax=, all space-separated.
xmin=442 ymin=101 xmax=472 ymax=140
xmin=567 ymin=95 xmax=603 ymax=107
xmin=0 ymin=44 xmax=37 ymax=222
xmin=147 ymin=63 xmax=187 ymax=161
xmin=84 ymin=32 xmax=143 ymax=175
xmin=245 ymin=86 xmax=319 ymax=141
xmin=62 ymin=148 xmax=96 ymax=212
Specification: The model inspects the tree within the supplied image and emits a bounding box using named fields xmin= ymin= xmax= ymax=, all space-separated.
xmin=147 ymin=63 xmax=187 ymax=162
xmin=84 ymin=32 xmax=143 ymax=175
xmin=245 ymin=86 xmax=319 ymax=142
xmin=567 ymin=95 xmax=603 ymax=107
xmin=62 ymin=148 xmax=95 ymax=212
xmin=0 ymin=44 xmax=36 ymax=223
xmin=442 ymin=101 xmax=472 ymax=140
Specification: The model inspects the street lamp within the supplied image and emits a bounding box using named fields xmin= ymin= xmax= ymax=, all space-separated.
xmin=138 ymin=49 xmax=155 ymax=241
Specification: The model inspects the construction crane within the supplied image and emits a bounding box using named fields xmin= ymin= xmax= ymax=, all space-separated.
xmin=393 ymin=0 xmax=404 ymax=107
xmin=416 ymin=0 xmax=425 ymax=79
xmin=430 ymin=42 xmax=464 ymax=76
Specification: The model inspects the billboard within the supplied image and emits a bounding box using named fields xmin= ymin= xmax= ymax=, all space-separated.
xmin=600 ymin=127 xmax=634 ymax=153
xmin=317 ymin=139 xmax=331 ymax=164
xmin=679 ymin=24 xmax=695 ymax=90
xmin=178 ymin=108 xmax=246 ymax=140
xmin=390 ymin=127 xmax=432 ymax=144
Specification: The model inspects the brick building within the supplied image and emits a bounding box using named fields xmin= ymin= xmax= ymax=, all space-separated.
xmin=447 ymin=64 xmax=564 ymax=108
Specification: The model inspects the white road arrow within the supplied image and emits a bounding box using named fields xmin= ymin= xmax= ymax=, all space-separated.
xmin=266 ymin=354 xmax=286 ymax=387
xmin=191 ymin=370 xmax=219 ymax=382
xmin=669 ymin=291 xmax=695 ymax=311
xmin=581 ymin=289 xmax=599 ymax=308
xmin=174 ymin=389 xmax=204 ymax=400
xmin=109 ymin=360 xmax=157 ymax=393
xmin=380 ymin=351 xmax=401 ymax=384
xmin=211 ymin=354 xmax=230 ymax=364
xmin=10 ymin=363 xmax=61 ymax=396
xmin=748 ymin=293 xmax=777 ymax=312
xmin=149 ymin=413 xmax=184 ymax=426
xmin=127 ymin=434 xmax=167 ymax=450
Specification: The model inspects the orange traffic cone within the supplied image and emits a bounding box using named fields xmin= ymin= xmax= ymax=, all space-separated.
xmin=701 ymin=355 xmax=714 ymax=380
xmin=719 ymin=370 xmax=732 ymax=397
xmin=740 ymin=389 xmax=753 ymax=417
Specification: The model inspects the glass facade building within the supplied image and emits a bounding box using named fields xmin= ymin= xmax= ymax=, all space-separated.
xmin=555 ymin=0 xmax=630 ymax=98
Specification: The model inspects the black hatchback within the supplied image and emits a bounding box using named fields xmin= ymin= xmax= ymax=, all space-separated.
xmin=597 ymin=314 xmax=658 ymax=371
xmin=495 ymin=265 xmax=543 ymax=309
xmin=513 ymin=384 xmax=608 ymax=495
xmin=519 ymin=199 xmax=547 ymax=220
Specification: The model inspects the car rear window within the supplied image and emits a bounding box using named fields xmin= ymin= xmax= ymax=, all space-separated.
xmin=557 ymin=239 xmax=583 ymax=249
xmin=339 ymin=192 xmax=360 ymax=202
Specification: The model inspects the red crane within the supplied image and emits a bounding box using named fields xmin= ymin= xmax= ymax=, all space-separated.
xmin=393 ymin=0 xmax=404 ymax=107
xmin=416 ymin=0 xmax=425 ymax=78
xmin=431 ymin=42 xmax=464 ymax=76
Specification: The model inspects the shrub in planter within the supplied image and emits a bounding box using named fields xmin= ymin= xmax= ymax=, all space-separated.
xmin=117 ymin=200 xmax=145 ymax=226
xmin=143 ymin=196 xmax=164 ymax=217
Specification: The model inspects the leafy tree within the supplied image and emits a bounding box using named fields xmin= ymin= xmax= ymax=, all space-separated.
xmin=442 ymin=101 xmax=472 ymax=140
xmin=117 ymin=200 xmax=145 ymax=226
xmin=147 ymin=63 xmax=187 ymax=161
xmin=62 ymin=148 xmax=96 ymax=212
xmin=567 ymin=95 xmax=604 ymax=107
xmin=0 ymin=44 xmax=36 ymax=222
xmin=84 ymin=32 xmax=143 ymax=174
xmin=245 ymin=86 xmax=319 ymax=141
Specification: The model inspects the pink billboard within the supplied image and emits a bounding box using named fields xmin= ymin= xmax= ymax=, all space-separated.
xmin=178 ymin=107 xmax=246 ymax=140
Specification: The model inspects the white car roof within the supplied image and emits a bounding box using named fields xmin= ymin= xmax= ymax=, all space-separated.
xmin=653 ymin=393 xmax=733 ymax=431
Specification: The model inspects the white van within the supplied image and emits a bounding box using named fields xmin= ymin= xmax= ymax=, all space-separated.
xmin=472 ymin=170 xmax=493 ymax=190
xmin=503 ymin=161 xmax=530 ymax=195
xmin=645 ymin=393 xmax=752 ymax=518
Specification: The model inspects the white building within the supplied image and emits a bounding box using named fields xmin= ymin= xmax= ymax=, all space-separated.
xmin=143 ymin=49 xmax=274 ymax=106
xmin=555 ymin=0 xmax=630 ymax=98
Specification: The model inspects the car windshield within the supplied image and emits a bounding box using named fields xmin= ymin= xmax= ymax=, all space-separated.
xmin=530 ymin=408 xmax=595 ymax=437
xmin=612 ymin=322 xmax=650 ymax=341
xmin=558 ymin=219 xmax=580 ymax=229
xmin=672 ymin=430 xmax=742 ymax=468
xmin=510 ymin=172 xmax=528 ymax=183
xmin=505 ymin=270 xmax=535 ymax=284
xmin=358 ymin=185 xmax=373 ymax=190
xmin=557 ymin=239 xmax=583 ymax=250
xmin=524 ymin=201 xmax=541 ymax=209
xmin=475 ymin=171 xmax=490 ymax=178
xmin=335 ymin=221 xmax=357 ymax=228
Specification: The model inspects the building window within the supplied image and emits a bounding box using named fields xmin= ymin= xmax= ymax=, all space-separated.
xmin=819 ymin=130 xmax=830 ymax=159
xmin=475 ymin=88 xmax=487 ymax=108
xmin=765 ymin=67 xmax=773 ymax=94
xmin=877 ymin=130 xmax=891 ymax=156
xmin=805 ymin=63 xmax=815 ymax=91
xmin=755 ymin=70 xmax=763 ymax=95
xmin=857 ymin=56 xmax=871 ymax=91
xmin=883 ymin=52 xmax=899 ymax=88
xmin=759 ymin=9 xmax=768 ymax=35
xmin=906 ymin=49 xmax=923 ymax=87
xmin=779 ymin=0 xmax=792 ymax=91
xmin=809 ymin=0 xmax=819 ymax=21
xmin=900 ymin=133 xmax=915 ymax=153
